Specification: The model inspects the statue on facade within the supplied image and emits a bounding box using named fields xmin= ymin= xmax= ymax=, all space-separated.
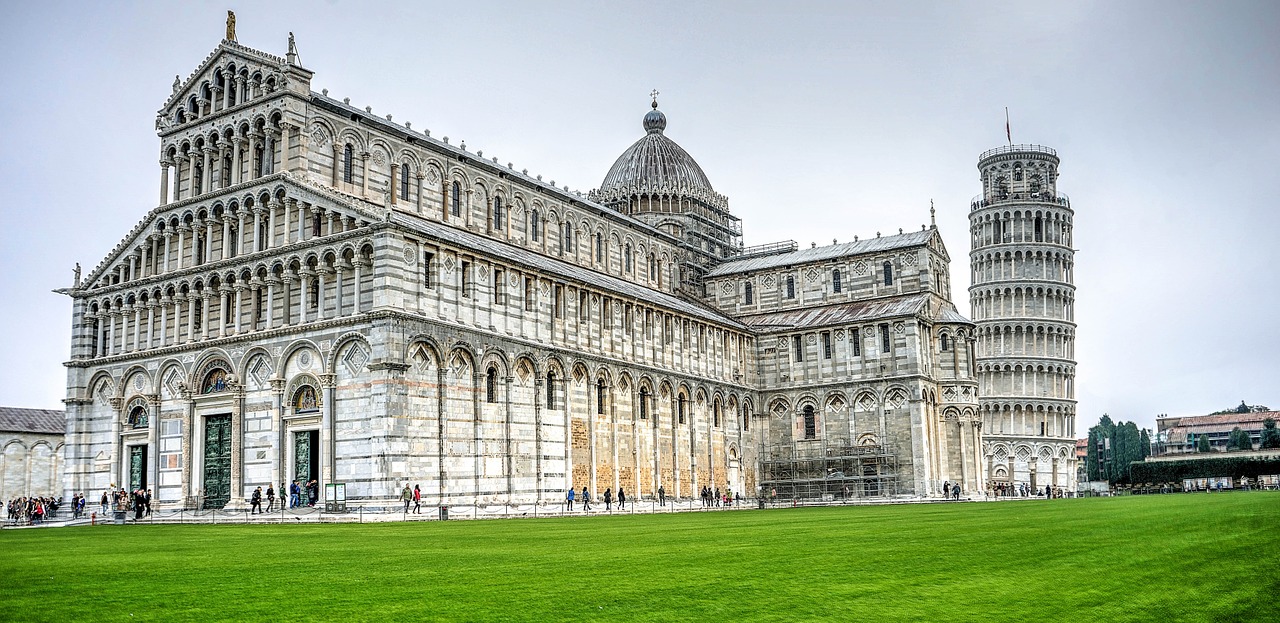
xmin=226 ymin=11 xmax=237 ymax=42
xmin=172 ymin=74 xmax=181 ymax=94
xmin=73 ymin=263 xmax=81 ymax=288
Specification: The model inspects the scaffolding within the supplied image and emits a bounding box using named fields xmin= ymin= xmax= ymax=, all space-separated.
xmin=759 ymin=440 xmax=899 ymax=500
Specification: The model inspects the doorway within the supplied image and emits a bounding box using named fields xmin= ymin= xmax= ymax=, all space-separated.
xmin=202 ymin=415 xmax=232 ymax=509
xmin=293 ymin=430 xmax=319 ymax=498
xmin=129 ymin=445 xmax=148 ymax=491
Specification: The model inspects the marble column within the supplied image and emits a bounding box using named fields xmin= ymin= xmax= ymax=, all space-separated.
xmin=199 ymin=293 xmax=211 ymax=340
xmin=160 ymin=160 xmax=172 ymax=205
xmin=233 ymin=285 xmax=245 ymax=334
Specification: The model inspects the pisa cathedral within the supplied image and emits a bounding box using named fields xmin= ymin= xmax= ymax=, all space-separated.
xmin=59 ymin=28 xmax=1071 ymax=510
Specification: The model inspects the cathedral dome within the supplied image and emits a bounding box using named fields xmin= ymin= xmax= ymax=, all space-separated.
xmin=599 ymin=102 xmax=716 ymax=196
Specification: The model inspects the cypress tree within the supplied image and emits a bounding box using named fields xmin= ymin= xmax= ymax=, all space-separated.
xmin=1227 ymin=427 xmax=1253 ymax=451
xmin=1260 ymin=419 xmax=1280 ymax=450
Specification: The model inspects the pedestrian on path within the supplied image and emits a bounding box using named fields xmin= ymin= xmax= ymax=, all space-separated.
xmin=566 ymin=487 xmax=575 ymax=511
xmin=582 ymin=487 xmax=592 ymax=512
xmin=658 ymin=485 xmax=665 ymax=506
xmin=266 ymin=485 xmax=276 ymax=512
xmin=251 ymin=487 xmax=263 ymax=514
xmin=618 ymin=487 xmax=626 ymax=510
xmin=413 ymin=485 xmax=422 ymax=514
xmin=604 ymin=488 xmax=612 ymax=511
xmin=401 ymin=484 xmax=412 ymax=512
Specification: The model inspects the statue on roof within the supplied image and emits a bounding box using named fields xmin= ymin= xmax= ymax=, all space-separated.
xmin=226 ymin=10 xmax=237 ymax=42
xmin=287 ymin=32 xmax=300 ymax=66
xmin=73 ymin=263 xmax=81 ymax=288
xmin=172 ymin=74 xmax=181 ymax=93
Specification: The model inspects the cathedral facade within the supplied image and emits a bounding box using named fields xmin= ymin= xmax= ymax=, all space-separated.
xmin=60 ymin=31 xmax=981 ymax=510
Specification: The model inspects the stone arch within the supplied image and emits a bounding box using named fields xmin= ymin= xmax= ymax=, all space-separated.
xmin=286 ymin=373 xmax=322 ymax=414
xmin=193 ymin=352 xmax=235 ymax=394
xmin=121 ymin=365 xmax=153 ymax=396
xmin=279 ymin=339 xmax=324 ymax=376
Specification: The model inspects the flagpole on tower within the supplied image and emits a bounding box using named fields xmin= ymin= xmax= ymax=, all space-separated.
xmin=1005 ymin=107 xmax=1012 ymax=146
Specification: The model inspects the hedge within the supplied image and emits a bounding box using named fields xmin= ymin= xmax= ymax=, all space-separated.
xmin=1129 ymin=456 xmax=1280 ymax=483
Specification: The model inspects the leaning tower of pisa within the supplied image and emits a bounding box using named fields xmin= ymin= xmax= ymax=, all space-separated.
xmin=969 ymin=144 xmax=1078 ymax=493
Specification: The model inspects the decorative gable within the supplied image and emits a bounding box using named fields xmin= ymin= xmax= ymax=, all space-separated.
xmin=157 ymin=39 xmax=311 ymax=134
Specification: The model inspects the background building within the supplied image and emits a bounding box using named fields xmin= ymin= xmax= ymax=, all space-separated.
xmin=1154 ymin=408 xmax=1278 ymax=455
xmin=1 ymin=407 xmax=65 ymax=500
xmin=970 ymin=145 xmax=1078 ymax=491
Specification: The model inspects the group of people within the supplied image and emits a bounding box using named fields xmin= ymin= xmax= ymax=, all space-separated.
xmin=97 ymin=488 xmax=152 ymax=519
xmin=566 ymin=486 xmax=632 ymax=511
xmin=289 ymin=480 xmax=319 ymax=508
xmin=6 ymin=496 xmax=65 ymax=524
xmin=248 ymin=480 xmax=319 ymax=513
xmin=400 ymin=484 xmax=422 ymax=513
xmin=941 ymin=481 xmax=963 ymax=500
xmin=700 ymin=486 xmax=737 ymax=507
xmin=988 ymin=482 xmax=1066 ymax=499
xmin=566 ymin=485 xmax=743 ymax=511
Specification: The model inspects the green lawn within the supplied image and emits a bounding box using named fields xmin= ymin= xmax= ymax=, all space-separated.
xmin=2 ymin=493 xmax=1277 ymax=622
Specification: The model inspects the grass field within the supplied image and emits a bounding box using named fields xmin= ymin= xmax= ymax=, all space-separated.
xmin=2 ymin=493 xmax=1277 ymax=622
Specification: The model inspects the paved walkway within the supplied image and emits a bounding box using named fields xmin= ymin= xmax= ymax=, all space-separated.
xmin=6 ymin=495 xmax=985 ymax=528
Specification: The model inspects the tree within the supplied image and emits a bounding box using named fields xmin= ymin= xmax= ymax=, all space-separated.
xmin=1261 ymin=418 xmax=1280 ymax=450
xmin=1197 ymin=434 xmax=1212 ymax=453
xmin=1227 ymin=427 xmax=1253 ymax=451
xmin=1086 ymin=429 xmax=1101 ymax=481
xmin=1139 ymin=428 xmax=1152 ymax=460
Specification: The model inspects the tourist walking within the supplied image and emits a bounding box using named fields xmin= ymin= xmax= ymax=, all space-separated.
xmin=566 ymin=487 xmax=575 ymax=511
xmin=402 ymin=484 xmax=412 ymax=512
xmin=604 ymin=488 xmax=612 ymax=511
xmin=145 ymin=489 xmax=152 ymax=516
xmin=251 ymin=487 xmax=263 ymax=514
xmin=582 ymin=487 xmax=591 ymax=512
xmin=265 ymin=485 xmax=276 ymax=512
xmin=100 ymin=491 xmax=109 ymax=515
xmin=413 ymin=485 xmax=422 ymax=514
xmin=618 ymin=487 xmax=626 ymax=510
xmin=289 ymin=481 xmax=300 ymax=508
xmin=943 ymin=481 xmax=951 ymax=498
xmin=658 ymin=485 xmax=665 ymax=506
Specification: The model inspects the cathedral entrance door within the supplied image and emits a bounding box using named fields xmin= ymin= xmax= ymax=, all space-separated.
xmin=293 ymin=430 xmax=319 ymax=492
xmin=202 ymin=415 xmax=232 ymax=509
xmin=129 ymin=445 xmax=148 ymax=491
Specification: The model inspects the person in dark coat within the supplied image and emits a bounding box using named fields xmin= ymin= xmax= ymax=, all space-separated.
xmin=658 ymin=485 xmax=665 ymax=506
xmin=581 ymin=487 xmax=591 ymax=511
xmin=251 ymin=487 xmax=263 ymax=514
xmin=604 ymin=488 xmax=612 ymax=511
xmin=617 ymin=487 xmax=626 ymax=510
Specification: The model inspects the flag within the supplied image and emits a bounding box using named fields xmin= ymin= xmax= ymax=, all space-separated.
xmin=1005 ymin=107 xmax=1011 ymax=145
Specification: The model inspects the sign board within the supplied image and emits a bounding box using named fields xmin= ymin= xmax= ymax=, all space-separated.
xmin=325 ymin=483 xmax=347 ymax=513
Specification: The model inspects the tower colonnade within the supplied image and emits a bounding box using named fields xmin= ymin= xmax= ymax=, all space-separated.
xmin=969 ymin=144 xmax=1078 ymax=491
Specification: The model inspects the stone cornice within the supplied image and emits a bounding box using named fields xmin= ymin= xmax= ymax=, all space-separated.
xmin=63 ymin=313 xmax=370 ymax=369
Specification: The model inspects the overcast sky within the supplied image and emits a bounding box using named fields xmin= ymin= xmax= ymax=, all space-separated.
xmin=2 ymin=2 xmax=1277 ymax=432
